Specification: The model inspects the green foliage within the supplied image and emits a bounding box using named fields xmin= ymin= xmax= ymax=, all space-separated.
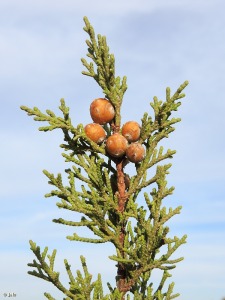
xmin=81 ymin=16 xmax=127 ymax=128
xmin=28 ymin=240 xmax=118 ymax=300
xmin=21 ymin=16 xmax=188 ymax=299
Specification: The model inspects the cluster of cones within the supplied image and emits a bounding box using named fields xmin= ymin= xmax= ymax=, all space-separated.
xmin=84 ymin=98 xmax=145 ymax=163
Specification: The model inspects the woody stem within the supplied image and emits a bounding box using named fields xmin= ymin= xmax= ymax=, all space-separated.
xmin=116 ymin=158 xmax=129 ymax=299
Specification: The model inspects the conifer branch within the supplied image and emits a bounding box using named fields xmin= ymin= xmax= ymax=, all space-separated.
xmin=81 ymin=16 xmax=127 ymax=129
xmin=21 ymin=99 xmax=106 ymax=155
xmin=28 ymin=240 xmax=74 ymax=298
xmin=67 ymin=233 xmax=112 ymax=244
xmin=44 ymin=169 xmax=119 ymax=244
xmin=22 ymin=16 xmax=189 ymax=300
xmin=44 ymin=293 xmax=56 ymax=300
xmin=140 ymin=81 xmax=188 ymax=144
xmin=28 ymin=240 xmax=113 ymax=299
xmin=52 ymin=217 xmax=95 ymax=227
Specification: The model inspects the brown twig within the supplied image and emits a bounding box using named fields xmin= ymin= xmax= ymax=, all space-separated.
xmin=116 ymin=158 xmax=129 ymax=299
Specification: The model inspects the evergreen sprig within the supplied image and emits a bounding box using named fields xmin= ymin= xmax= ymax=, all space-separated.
xmin=22 ymin=16 xmax=189 ymax=299
xmin=28 ymin=240 xmax=119 ymax=300
xmin=21 ymin=99 xmax=106 ymax=155
xmin=81 ymin=16 xmax=127 ymax=129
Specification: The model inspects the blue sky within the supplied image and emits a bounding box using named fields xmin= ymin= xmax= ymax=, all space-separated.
xmin=0 ymin=0 xmax=225 ymax=299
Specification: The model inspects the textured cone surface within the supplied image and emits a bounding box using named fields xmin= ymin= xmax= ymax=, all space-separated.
xmin=122 ymin=121 xmax=141 ymax=142
xmin=84 ymin=123 xmax=106 ymax=144
xmin=106 ymin=133 xmax=128 ymax=157
xmin=126 ymin=143 xmax=145 ymax=163
xmin=90 ymin=98 xmax=115 ymax=124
